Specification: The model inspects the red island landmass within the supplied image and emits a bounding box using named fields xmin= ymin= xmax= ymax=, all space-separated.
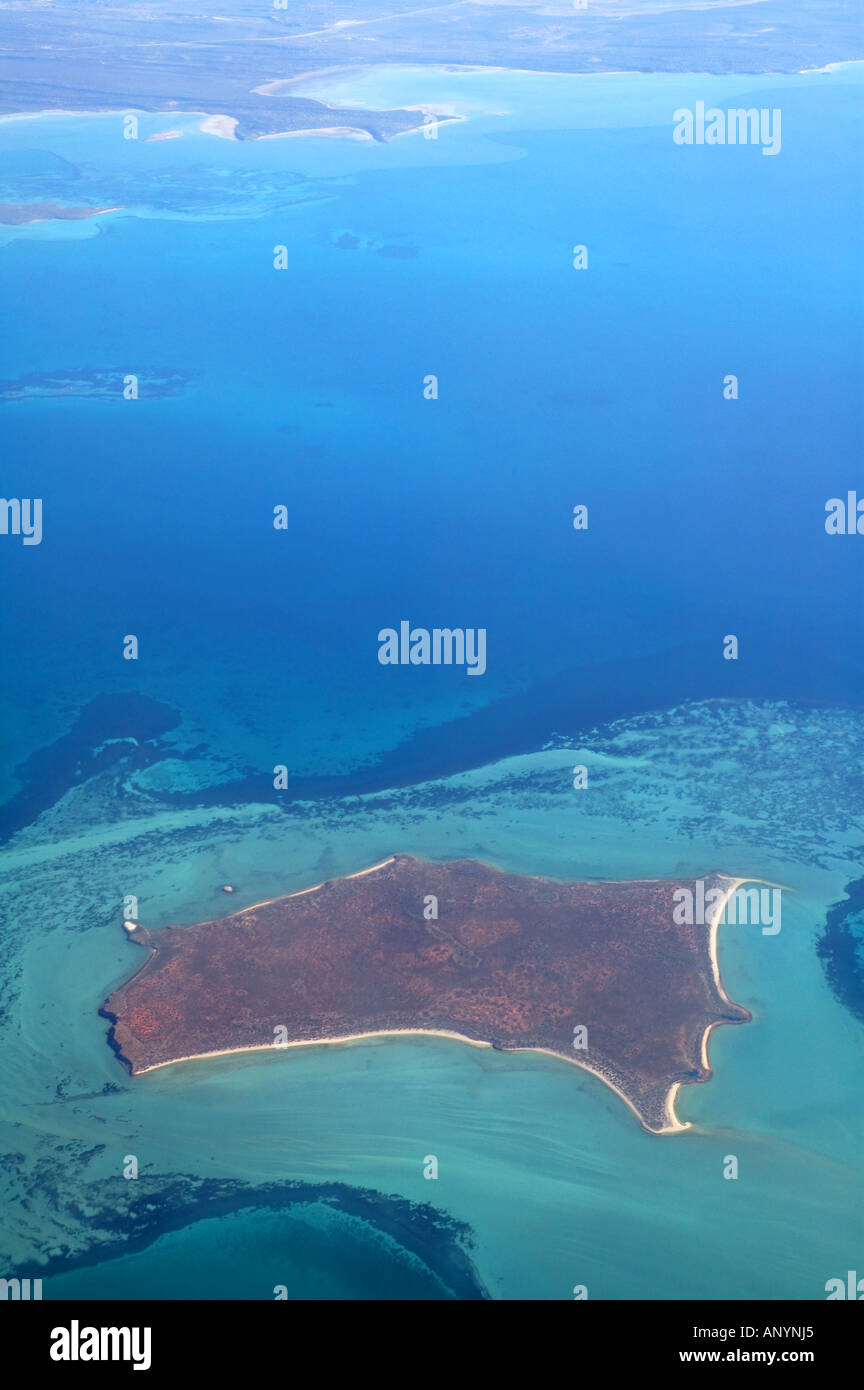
xmin=101 ymin=854 xmax=751 ymax=1133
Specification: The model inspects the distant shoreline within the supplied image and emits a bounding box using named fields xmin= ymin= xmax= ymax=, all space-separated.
xmin=0 ymin=59 xmax=859 ymax=144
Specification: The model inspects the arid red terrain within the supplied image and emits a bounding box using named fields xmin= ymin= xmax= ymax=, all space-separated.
xmin=101 ymin=854 xmax=750 ymax=1132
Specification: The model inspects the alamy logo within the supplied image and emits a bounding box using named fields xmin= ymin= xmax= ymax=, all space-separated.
xmin=0 ymin=497 xmax=42 ymax=545
xmin=673 ymin=881 xmax=781 ymax=935
xmin=378 ymin=621 xmax=487 ymax=676
xmin=825 ymin=492 xmax=864 ymax=534
xmin=825 ymin=1270 xmax=864 ymax=1299
xmin=0 ymin=1277 xmax=42 ymax=1299
xmin=673 ymin=102 xmax=781 ymax=156
xmin=50 ymin=1321 xmax=152 ymax=1371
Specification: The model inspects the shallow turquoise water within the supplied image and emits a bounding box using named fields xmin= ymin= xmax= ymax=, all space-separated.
xmin=2 ymin=703 xmax=861 ymax=1298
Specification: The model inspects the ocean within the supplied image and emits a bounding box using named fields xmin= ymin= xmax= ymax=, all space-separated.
xmin=0 ymin=62 xmax=861 ymax=1299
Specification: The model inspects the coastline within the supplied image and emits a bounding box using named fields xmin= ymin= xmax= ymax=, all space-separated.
xmin=1 ymin=60 xmax=859 ymax=145
xmin=256 ymin=125 xmax=375 ymax=142
xmin=130 ymin=1026 xmax=682 ymax=1134
xmin=695 ymin=875 xmax=755 ymax=1103
xmin=190 ymin=853 xmax=399 ymax=927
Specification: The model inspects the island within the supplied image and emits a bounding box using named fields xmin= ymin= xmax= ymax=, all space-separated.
xmin=0 ymin=368 xmax=191 ymax=407
xmin=100 ymin=854 xmax=751 ymax=1133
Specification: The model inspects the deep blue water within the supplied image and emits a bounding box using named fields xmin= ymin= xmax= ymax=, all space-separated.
xmin=1 ymin=76 xmax=861 ymax=793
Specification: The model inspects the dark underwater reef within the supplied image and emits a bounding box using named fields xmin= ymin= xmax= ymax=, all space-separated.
xmin=14 ymin=1170 xmax=487 ymax=1301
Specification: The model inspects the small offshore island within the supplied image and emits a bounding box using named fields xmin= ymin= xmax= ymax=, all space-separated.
xmin=101 ymin=856 xmax=751 ymax=1133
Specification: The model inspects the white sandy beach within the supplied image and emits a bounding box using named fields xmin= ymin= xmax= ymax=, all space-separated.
xmin=134 ymin=1024 xmax=688 ymax=1135
xmin=257 ymin=125 xmax=374 ymax=142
